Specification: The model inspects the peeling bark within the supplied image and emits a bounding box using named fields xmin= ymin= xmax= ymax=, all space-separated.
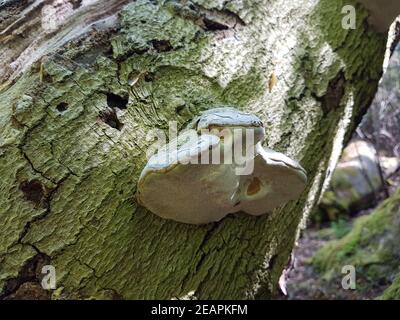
xmin=0 ymin=0 xmax=392 ymax=299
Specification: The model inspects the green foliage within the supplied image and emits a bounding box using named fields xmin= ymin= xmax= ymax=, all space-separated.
xmin=378 ymin=275 xmax=400 ymax=300
xmin=331 ymin=218 xmax=352 ymax=239
xmin=312 ymin=188 xmax=400 ymax=296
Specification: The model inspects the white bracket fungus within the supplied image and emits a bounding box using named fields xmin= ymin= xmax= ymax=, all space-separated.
xmin=137 ymin=107 xmax=307 ymax=224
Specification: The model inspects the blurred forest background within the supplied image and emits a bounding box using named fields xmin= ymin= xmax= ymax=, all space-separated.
xmin=284 ymin=44 xmax=400 ymax=300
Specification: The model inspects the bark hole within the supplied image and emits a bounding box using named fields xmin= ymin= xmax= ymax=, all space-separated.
xmin=56 ymin=102 xmax=68 ymax=113
xmin=202 ymin=18 xmax=229 ymax=31
xmin=71 ymin=0 xmax=82 ymax=9
xmin=100 ymin=109 xmax=124 ymax=131
xmin=144 ymin=72 xmax=155 ymax=82
xmin=321 ymin=72 xmax=346 ymax=114
xmin=19 ymin=180 xmax=45 ymax=207
xmin=0 ymin=253 xmax=51 ymax=300
xmin=106 ymin=93 xmax=128 ymax=110
xmin=269 ymin=254 xmax=278 ymax=270
xmin=175 ymin=104 xmax=186 ymax=114
xmin=150 ymin=39 xmax=173 ymax=52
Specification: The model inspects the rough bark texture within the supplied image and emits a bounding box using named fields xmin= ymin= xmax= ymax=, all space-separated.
xmin=0 ymin=0 xmax=389 ymax=299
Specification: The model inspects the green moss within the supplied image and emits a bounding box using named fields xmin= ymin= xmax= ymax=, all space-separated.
xmin=379 ymin=275 xmax=400 ymax=300
xmin=312 ymin=188 xmax=400 ymax=293
xmin=331 ymin=219 xmax=352 ymax=239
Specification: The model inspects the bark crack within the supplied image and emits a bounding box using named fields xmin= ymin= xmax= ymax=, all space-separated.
xmin=17 ymin=174 xmax=71 ymax=245
xmin=0 ymin=244 xmax=51 ymax=300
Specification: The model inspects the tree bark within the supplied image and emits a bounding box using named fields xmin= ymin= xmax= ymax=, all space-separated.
xmin=0 ymin=0 xmax=391 ymax=299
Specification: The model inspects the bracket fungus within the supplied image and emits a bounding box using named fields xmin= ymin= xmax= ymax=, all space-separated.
xmin=235 ymin=144 xmax=307 ymax=215
xmin=137 ymin=107 xmax=307 ymax=224
xmin=188 ymin=107 xmax=265 ymax=162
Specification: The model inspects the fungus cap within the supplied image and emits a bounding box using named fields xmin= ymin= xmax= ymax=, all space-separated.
xmin=191 ymin=107 xmax=264 ymax=130
xmin=189 ymin=107 xmax=265 ymax=146
xmin=137 ymin=133 xmax=241 ymax=224
xmin=188 ymin=107 xmax=265 ymax=168
xmin=139 ymin=132 xmax=219 ymax=179
xmin=237 ymin=144 xmax=307 ymax=215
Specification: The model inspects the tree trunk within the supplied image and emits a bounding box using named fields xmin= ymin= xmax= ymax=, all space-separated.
xmin=0 ymin=0 xmax=392 ymax=299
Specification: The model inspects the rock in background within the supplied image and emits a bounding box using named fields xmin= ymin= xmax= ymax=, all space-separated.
xmin=314 ymin=140 xmax=399 ymax=224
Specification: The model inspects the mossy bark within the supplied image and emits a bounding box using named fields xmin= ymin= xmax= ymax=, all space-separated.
xmin=0 ymin=0 xmax=389 ymax=299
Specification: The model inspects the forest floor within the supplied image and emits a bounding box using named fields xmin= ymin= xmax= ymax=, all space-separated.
xmin=283 ymin=228 xmax=371 ymax=299
xmin=282 ymin=168 xmax=400 ymax=300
